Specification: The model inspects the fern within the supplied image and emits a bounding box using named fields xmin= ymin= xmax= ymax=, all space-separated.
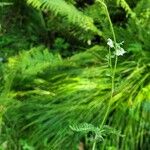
xmin=117 ymin=0 xmax=136 ymax=18
xmin=7 ymin=46 xmax=61 ymax=76
xmin=70 ymin=123 xmax=100 ymax=133
xmin=70 ymin=122 xmax=123 ymax=139
xmin=26 ymin=0 xmax=101 ymax=36
xmin=114 ymin=0 xmax=150 ymax=53
xmin=1 ymin=46 xmax=62 ymax=98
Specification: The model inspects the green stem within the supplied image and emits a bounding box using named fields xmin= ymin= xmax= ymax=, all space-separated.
xmin=97 ymin=0 xmax=118 ymax=128
xmin=108 ymin=47 xmax=112 ymax=70
xmin=92 ymin=134 xmax=97 ymax=150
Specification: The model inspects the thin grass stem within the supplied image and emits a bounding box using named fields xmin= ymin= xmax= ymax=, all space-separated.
xmin=97 ymin=0 xmax=118 ymax=129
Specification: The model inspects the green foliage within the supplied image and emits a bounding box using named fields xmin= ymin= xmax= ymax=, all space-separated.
xmin=70 ymin=122 xmax=123 ymax=150
xmin=0 ymin=0 xmax=150 ymax=150
xmin=0 ymin=2 xmax=13 ymax=7
xmin=116 ymin=0 xmax=136 ymax=18
xmin=1 ymin=46 xmax=62 ymax=98
xmin=110 ymin=0 xmax=150 ymax=58
xmin=70 ymin=123 xmax=122 ymax=138
xmin=53 ymin=38 xmax=70 ymax=56
xmin=0 ymin=44 xmax=149 ymax=149
xmin=26 ymin=0 xmax=101 ymax=40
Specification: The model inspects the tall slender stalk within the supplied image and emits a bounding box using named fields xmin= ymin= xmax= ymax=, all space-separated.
xmin=92 ymin=134 xmax=97 ymax=150
xmin=97 ymin=0 xmax=118 ymax=128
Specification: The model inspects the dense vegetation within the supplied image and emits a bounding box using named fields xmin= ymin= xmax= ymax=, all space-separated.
xmin=0 ymin=0 xmax=150 ymax=149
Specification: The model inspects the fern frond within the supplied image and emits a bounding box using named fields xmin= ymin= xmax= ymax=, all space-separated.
xmin=26 ymin=0 xmax=101 ymax=36
xmin=70 ymin=123 xmax=105 ymax=141
xmin=117 ymin=0 xmax=136 ymax=18
xmin=70 ymin=123 xmax=123 ymax=136
xmin=2 ymin=46 xmax=62 ymax=98
xmin=7 ymin=46 xmax=62 ymax=77
xmin=70 ymin=123 xmax=100 ymax=133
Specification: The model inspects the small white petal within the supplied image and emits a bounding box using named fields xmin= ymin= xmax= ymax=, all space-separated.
xmin=116 ymin=48 xmax=126 ymax=56
xmin=87 ymin=40 xmax=91 ymax=45
xmin=107 ymin=38 xmax=114 ymax=48
xmin=120 ymin=41 xmax=124 ymax=45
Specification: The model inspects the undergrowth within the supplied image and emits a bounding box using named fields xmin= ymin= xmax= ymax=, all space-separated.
xmin=0 ymin=0 xmax=150 ymax=150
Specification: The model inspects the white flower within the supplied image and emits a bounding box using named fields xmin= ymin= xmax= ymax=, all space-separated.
xmin=107 ymin=38 xmax=114 ymax=48
xmin=87 ymin=40 xmax=91 ymax=45
xmin=115 ymin=47 xmax=126 ymax=56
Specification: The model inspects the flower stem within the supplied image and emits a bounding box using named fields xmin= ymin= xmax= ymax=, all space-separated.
xmin=92 ymin=134 xmax=97 ymax=150
xmin=97 ymin=0 xmax=118 ymax=128
xmin=108 ymin=47 xmax=112 ymax=70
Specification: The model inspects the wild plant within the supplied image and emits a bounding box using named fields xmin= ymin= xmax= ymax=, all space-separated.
xmin=70 ymin=0 xmax=126 ymax=149
xmin=0 ymin=0 xmax=149 ymax=149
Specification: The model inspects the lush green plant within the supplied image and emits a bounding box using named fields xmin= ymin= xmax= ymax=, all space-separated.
xmin=0 ymin=0 xmax=150 ymax=150
xmin=0 ymin=43 xmax=149 ymax=149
